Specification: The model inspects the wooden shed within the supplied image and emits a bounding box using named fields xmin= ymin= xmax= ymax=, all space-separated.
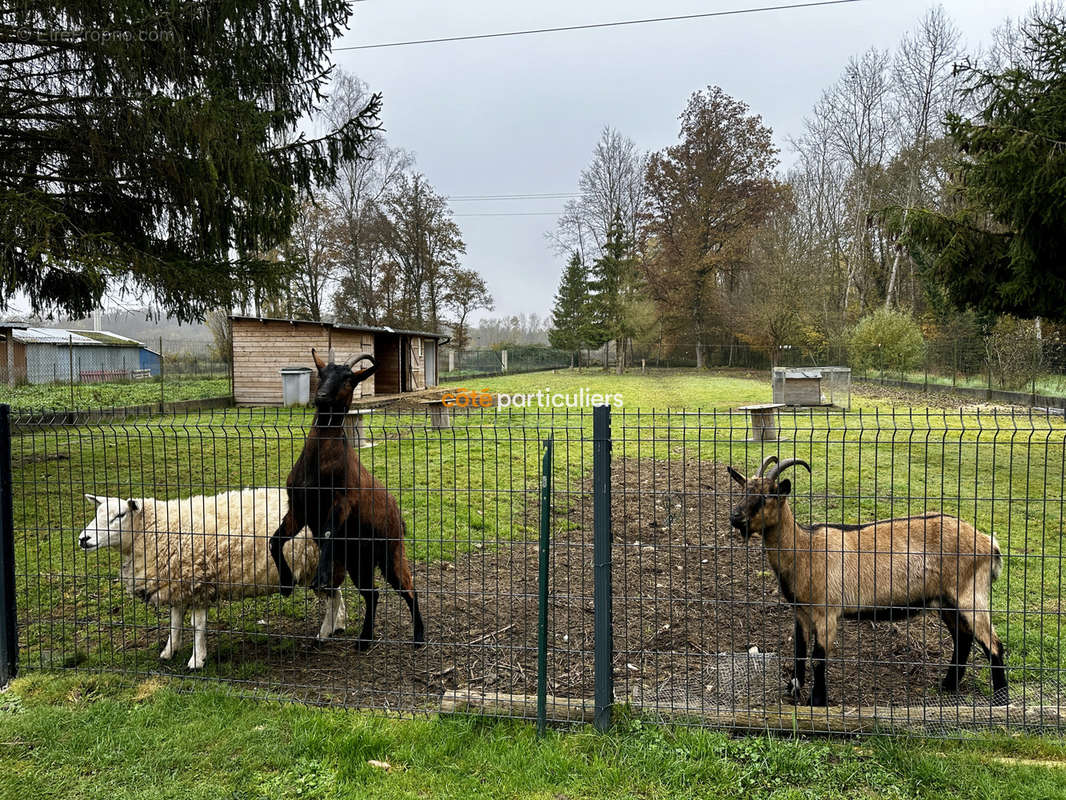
xmin=1 ymin=324 xmax=145 ymax=386
xmin=0 ymin=322 xmax=28 ymax=387
xmin=230 ymin=316 xmax=446 ymax=407
xmin=771 ymin=369 xmax=825 ymax=406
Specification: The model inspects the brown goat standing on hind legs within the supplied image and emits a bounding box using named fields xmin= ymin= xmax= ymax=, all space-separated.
xmin=269 ymin=349 xmax=425 ymax=650
xmin=727 ymin=455 xmax=1008 ymax=707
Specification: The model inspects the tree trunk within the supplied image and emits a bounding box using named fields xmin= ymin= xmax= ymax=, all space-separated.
xmin=695 ymin=339 xmax=704 ymax=370
xmin=885 ymin=205 xmax=911 ymax=309
xmin=615 ymin=338 xmax=624 ymax=375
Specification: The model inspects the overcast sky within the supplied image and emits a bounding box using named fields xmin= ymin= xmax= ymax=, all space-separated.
xmin=332 ymin=0 xmax=1032 ymax=324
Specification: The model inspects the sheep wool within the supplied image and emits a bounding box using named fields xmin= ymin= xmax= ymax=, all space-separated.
xmin=122 ymin=488 xmax=321 ymax=607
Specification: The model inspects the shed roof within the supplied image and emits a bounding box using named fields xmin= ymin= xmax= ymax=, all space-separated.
xmin=230 ymin=315 xmax=446 ymax=340
xmin=13 ymin=327 xmax=144 ymax=347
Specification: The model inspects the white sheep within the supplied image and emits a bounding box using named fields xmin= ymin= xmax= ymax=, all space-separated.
xmin=77 ymin=488 xmax=347 ymax=669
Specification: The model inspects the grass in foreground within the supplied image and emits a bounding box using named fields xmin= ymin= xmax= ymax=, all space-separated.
xmin=2 ymin=673 xmax=1066 ymax=800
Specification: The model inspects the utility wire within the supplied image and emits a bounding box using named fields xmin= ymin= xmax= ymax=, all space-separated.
xmin=447 ymin=192 xmax=579 ymax=201
xmin=452 ymin=211 xmax=563 ymax=217
xmin=340 ymin=0 xmax=867 ymax=51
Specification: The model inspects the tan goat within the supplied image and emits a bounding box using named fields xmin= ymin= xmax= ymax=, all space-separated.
xmin=727 ymin=455 xmax=1007 ymax=707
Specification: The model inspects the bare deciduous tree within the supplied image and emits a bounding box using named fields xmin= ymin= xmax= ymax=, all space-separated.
xmin=383 ymin=172 xmax=466 ymax=329
xmin=323 ymin=71 xmax=413 ymax=325
xmin=885 ymin=6 xmax=961 ymax=308
xmin=816 ymin=47 xmax=895 ymax=314
xmin=551 ymin=127 xmax=647 ymax=263
xmin=445 ymin=268 xmax=494 ymax=364
xmin=282 ymin=199 xmax=341 ymax=321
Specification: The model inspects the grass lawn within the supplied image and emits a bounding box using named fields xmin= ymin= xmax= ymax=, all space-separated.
xmin=2 ymin=673 xmax=1066 ymax=800
xmin=8 ymin=369 xmax=1066 ymax=695
xmin=0 ymin=376 xmax=230 ymax=409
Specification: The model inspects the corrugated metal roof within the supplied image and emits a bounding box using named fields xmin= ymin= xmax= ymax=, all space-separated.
xmin=13 ymin=327 xmax=144 ymax=347
xmin=229 ymin=315 xmax=446 ymax=340
xmin=70 ymin=329 xmax=143 ymax=346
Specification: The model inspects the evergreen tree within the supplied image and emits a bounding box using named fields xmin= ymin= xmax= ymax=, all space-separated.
xmin=587 ymin=209 xmax=638 ymax=372
xmin=896 ymin=11 xmax=1066 ymax=321
xmin=548 ymin=252 xmax=590 ymax=366
xmin=0 ymin=2 xmax=379 ymax=320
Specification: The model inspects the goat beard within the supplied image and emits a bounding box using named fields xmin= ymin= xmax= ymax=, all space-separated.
xmin=733 ymin=522 xmax=755 ymax=541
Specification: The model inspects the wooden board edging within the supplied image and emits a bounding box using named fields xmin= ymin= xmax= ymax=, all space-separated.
xmin=440 ymin=690 xmax=1066 ymax=735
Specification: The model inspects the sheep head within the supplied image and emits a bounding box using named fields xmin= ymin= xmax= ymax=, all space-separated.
xmin=727 ymin=457 xmax=810 ymax=540
xmin=78 ymin=495 xmax=143 ymax=552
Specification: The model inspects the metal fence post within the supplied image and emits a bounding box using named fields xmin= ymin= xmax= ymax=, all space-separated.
xmin=537 ymin=434 xmax=553 ymax=737
xmin=68 ymin=334 xmax=75 ymax=408
xmin=592 ymin=405 xmax=613 ymax=731
xmin=159 ymin=336 xmax=165 ymax=413
xmin=0 ymin=405 xmax=17 ymax=684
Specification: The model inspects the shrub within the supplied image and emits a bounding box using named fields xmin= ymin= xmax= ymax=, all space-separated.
xmin=848 ymin=309 xmax=926 ymax=373
xmin=986 ymin=316 xmax=1041 ymax=390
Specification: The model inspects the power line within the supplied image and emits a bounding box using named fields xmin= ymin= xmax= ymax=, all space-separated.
xmin=452 ymin=211 xmax=563 ymax=217
xmin=339 ymin=0 xmax=868 ymax=51
xmin=447 ymin=192 xmax=579 ymax=201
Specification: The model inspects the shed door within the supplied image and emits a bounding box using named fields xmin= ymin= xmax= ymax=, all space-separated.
xmin=408 ymin=337 xmax=426 ymax=391
xmin=424 ymin=339 xmax=437 ymax=386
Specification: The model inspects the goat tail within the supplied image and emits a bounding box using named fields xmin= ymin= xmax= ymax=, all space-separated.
xmin=990 ymin=535 xmax=1003 ymax=582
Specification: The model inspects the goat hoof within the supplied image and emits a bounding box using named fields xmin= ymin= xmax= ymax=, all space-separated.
xmin=278 ymin=584 xmax=294 ymax=598
xmin=355 ymin=637 xmax=373 ymax=652
xmin=413 ymin=637 xmax=426 ymax=649
xmin=809 ymin=695 xmax=828 ymax=708
xmin=315 ymin=626 xmax=345 ymax=644
xmin=992 ymin=688 xmax=1011 ymax=707
xmin=940 ymin=678 xmax=960 ymax=693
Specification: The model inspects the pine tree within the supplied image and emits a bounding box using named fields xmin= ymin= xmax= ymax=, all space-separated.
xmin=896 ymin=11 xmax=1066 ymax=321
xmin=587 ymin=209 xmax=638 ymax=372
xmin=0 ymin=2 xmax=379 ymax=320
xmin=548 ymin=252 xmax=591 ymax=366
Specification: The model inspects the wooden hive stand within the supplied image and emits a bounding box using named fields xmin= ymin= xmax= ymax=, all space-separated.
xmin=738 ymin=403 xmax=786 ymax=442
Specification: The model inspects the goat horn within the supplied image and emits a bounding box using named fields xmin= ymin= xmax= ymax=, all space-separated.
xmin=346 ymin=353 xmax=375 ymax=369
xmin=767 ymin=458 xmax=811 ymax=483
xmin=756 ymin=455 xmax=779 ymax=477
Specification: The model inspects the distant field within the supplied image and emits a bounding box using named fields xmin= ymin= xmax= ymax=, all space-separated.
xmin=0 ymin=376 xmax=230 ymax=409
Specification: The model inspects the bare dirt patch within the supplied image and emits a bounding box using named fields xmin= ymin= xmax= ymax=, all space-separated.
xmin=851 ymin=380 xmax=1016 ymax=411
xmin=176 ymin=455 xmax=1001 ymax=718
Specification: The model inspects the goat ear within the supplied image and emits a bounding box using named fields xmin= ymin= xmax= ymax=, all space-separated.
xmin=311 ymin=348 xmax=327 ymax=372
xmin=126 ymin=498 xmax=140 ymax=513
xmin=85 ymin=493 xmax=101 ymax=505
xmin=727 ymin=466 xmax=746 ymax=486
xmin=777 ymin=478 xmax=792 ymax=497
